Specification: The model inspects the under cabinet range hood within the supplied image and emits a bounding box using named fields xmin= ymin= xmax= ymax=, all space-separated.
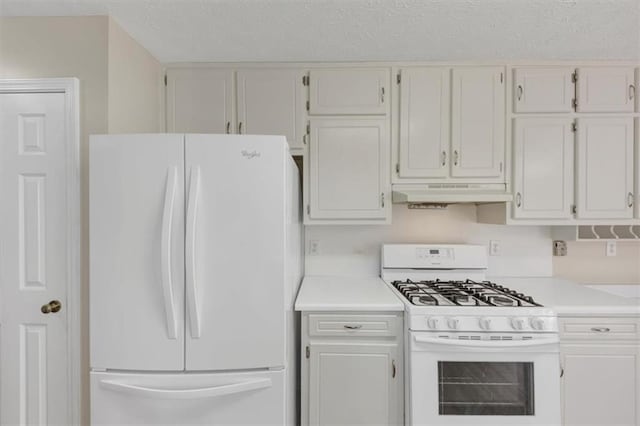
xmin=392 ymin=183 xmax=513 ymax=204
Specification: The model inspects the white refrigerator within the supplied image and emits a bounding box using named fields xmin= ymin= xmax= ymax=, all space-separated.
xmin=89 ymin=134 xmax=303 ymax=424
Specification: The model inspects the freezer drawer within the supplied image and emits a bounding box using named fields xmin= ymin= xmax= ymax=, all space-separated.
xmin=91 ymin=370 xmax=285 ymax=425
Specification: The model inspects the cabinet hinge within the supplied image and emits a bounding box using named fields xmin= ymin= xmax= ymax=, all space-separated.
xmin=306 ymin=100 xmax=310 ymax=111
xmin=306 ymin=122 xmax=310 ymax=135
xmin=571 ymin=121 xmax=577 ymax=132
xmin=499 ymin=162 xmax=503 ymax=173
xmin=571 ymin=205 xmax=577 ymax=214
xmin=572 ymin=99 xmax=578 ymax=110
xmin=381 ymin=192 xmax=385 ymax=208
xmin=305 ymin=345 xmax=310 ymax=359
xmin=397 ymin=73 xmax=401 ymax=84
xmin=307 ymin=204 xmax=310 ymax=215
xmin=164 ymin=74 xmax=167 ymax=86
xmin=572 ymin=70 xmax=578 ymax=83
xmin=302 ymin=75 xmax=309 ymax=86
xmin=395 ymin=163 xmax=399 ymax=174
xmin=500 ymin=72 xmax=504 ymax=84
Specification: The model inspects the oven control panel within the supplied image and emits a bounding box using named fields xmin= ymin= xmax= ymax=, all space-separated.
xmin=415 ymin=247 xmax=454 ymax=260
xmin=415 ymin=315 xmax=558 ymax=333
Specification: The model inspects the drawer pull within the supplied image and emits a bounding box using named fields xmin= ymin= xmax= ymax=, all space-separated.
xmin=591 ymin=327 xmax=611 ymax=333
xmin=343 ymin=324 xmax=362 ymax=330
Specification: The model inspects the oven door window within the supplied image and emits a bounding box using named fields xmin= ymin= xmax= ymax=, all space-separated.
xmin=438 ymin=361 xmax=534 ymax=416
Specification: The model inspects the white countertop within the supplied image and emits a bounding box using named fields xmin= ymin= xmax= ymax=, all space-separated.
xmin=491 ymin=277 xmax=640 ymax=317
xmin=295 ymin=275 xmax=404 ymax=312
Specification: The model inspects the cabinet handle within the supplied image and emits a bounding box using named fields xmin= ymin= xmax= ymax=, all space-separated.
xmin=629 ymin=84 xmax=635 ymax=100
xmin=590 ymin=327 xmax=611 ymax=333
xmin=453 ymin=150 xmax=459 ymax=166
xmin=441 ymin=151 xmax=447 ymax=166
xmin=560 ymin=367 xmax=564 ymax=378
xmin=516 ymin=192 xmax=522 ymax=208
xmin=226 ymin=122 xmax=231 ymax=134
xmin=392 ymin=360 xmax=396 ymax=378
xmin=380 ymin=87 xmax=385 ymax=103
xmin=628 ymin=192 xmax=634 ymax=208
xmin=517 ymin=85 xmax=523 ymax=101
xmin=238 ymin=122 xmax=243 ymax=134
xmin=343 ymin=324 xmax=362 ymax=330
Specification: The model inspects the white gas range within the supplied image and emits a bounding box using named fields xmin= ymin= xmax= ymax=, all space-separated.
xmin=381 ymin=244 xmax=561 ymax=426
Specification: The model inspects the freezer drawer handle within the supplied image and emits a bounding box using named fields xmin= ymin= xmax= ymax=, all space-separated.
xmin=99 ymin=378 xmax=272 ymax=400
xmin=161 ymin=167 xmax=178 ymax=339
xmin=186 ymin=166 xmax=202 ymax=338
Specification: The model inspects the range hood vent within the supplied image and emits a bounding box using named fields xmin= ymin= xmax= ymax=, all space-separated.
xmin=392 ymin=183 xmax=513 ymax=204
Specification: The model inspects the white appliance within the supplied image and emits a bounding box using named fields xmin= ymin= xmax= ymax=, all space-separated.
xmin=381 ymin=244 xmax=561 ymax=426
xmin=89 ymin=134 xmax=302 ymax=424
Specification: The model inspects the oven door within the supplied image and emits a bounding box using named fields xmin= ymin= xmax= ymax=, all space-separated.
xmin=409 ymin=333 xmax=561 ymax=426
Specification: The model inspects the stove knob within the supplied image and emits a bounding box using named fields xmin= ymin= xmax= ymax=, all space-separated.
xmin=447 ymin=318 xmax=459 ymax=330
xmin=511 ymin=318 xmax=525 ymax=330
xmin=478 ymin=317 xmax=492 ymax=330
xmin=530 ymin=318 xmax=546 ymax=331
xmin=427 ymin=317 xmax=440 ymax=330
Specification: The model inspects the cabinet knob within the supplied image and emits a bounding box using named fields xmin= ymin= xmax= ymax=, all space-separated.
xmin=629 ymin=84 xmax=636 ymax=101
xmin=226 ymin=121 xmax=231 ymax=134
xmin=628 ymin=192 xmax=634 ymax=208
xmin=238 ymin=122 xmax=243 ymax=134
xmin=517 ymin=85 xmax=523 ymax=101
xmin=392 ymin=360 xmax=396 ymax=378
xmin=590 ymin=327 xmax=611 ymax=333
xmin=515 ymin=192 xmax=522 ymax=208
xmin=380 ymin=87 xmax=385 ymax=103
xmin=343 ymin=324 xmax=362 ymax=330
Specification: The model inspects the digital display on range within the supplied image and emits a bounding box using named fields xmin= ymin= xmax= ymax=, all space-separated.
xmin=430 ymin=249 xmax=439 ymax=254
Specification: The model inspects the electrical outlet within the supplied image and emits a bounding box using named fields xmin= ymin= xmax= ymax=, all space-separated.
xmin=553 ymin=241 xmax=567 ymax=256
xmin=309 ymin=240 xmax=319 ymax=255
xmin=489 ymin=240 xmax=501 ymax=256
xmin=606 ymin=241 xmax=617 ymax=257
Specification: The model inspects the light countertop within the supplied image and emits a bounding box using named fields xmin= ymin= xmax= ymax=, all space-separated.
xmin=491 ymin=277 xmax=640 ymax=317
xmin=295 ymin=275 xmax=404 ymax=312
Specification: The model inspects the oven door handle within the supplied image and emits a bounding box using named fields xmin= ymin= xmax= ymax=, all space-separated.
xmin=413 ymin=335 xmax=559 ymax=348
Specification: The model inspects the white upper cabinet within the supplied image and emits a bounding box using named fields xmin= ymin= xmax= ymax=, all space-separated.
xmin=576 ymin=67 xmax=636 ymax=113
xmin=308 ymin=118 xmax=389 ymax=221
xmin=236 ymin=69 xmax=306 ymax=149
xmin=398 ymin=67 xmax=450 ymax=178
xmin=576 ymin=118 xmax=634 ymax=219
xmin=451 ymin=67 xmax=506 ymax=178
xmin=166 ymin=68 xmax=234 ymax=134
xmin=513 ymin=68 xmax=575 ymax=113
xmin=308 ymin=68 xmax=389 ymax=115
xmin=513 ymin=118 xmax=574 ymax=219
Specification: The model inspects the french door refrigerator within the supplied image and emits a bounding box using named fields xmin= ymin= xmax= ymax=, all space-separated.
xmin=89 ymin=134 xmax=302 ymax=425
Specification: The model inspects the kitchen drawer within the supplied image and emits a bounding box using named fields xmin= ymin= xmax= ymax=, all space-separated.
xmin=308 ymin=314 xmax=399 ymax=338
xmin=559 ymin=317 xmax=640 ymax=341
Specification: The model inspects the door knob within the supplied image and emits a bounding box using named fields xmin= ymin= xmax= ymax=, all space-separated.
xmin=41 ymin=300 xmax=62 ymax=314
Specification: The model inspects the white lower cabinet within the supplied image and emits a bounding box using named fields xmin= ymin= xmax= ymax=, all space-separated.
xmin=560 ymin=317 xmax=640 ymax=426
xmin=301 ymin=313 xmax=403 ymax=426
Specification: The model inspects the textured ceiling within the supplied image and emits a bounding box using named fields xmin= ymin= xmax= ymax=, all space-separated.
xmin=1 ymin=0 xmax=639 ymax=63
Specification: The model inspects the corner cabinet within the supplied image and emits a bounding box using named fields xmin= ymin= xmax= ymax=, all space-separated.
xmin=307 ymin=118 xmax=390 ymax=222
xmin=301 ymin=313 xmax=403 ymax=426
xmin=559 ymin=317 xmax=640 ymax=426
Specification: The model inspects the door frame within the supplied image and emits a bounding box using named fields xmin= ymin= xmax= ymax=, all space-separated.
xmin=0 ymin=78 xmax=81 ymax=424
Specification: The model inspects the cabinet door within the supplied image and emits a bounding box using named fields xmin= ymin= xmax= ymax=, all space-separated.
xmin=513 ymin=118 xmax=574 ymax=219
xmin=576 ymin=118 xmax=634 ymax=219
xmin=576 ymin=67 xmax=636 ymax=113
xmin=451 ymin=67 xmax=505 ymax=178
xmin=561 ymin=344 xmax=639 ymax=426
xmin=166 ymin=68 xmax=234 ymax=133
xmin=237 ymin=69 xmax=306 ymax=149
xmin=308 ymin=343 xmax=400 ymax=426
xmin=308 ymin=118 xmax=389 ymax=220
xmin=398 ymin=68 xmax=450 ymax=178
xmin=309 ymin=68 xmax=389 ymax=115
xmin=513 ymin=68 xmax=574 ymax=113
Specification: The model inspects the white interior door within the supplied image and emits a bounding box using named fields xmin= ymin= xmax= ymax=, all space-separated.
xmin=184 ymin=134 xmax=287 ymax=371
xmin=0 ymin=92 xmax=70 ymax=424
xmin=90 ymin=134 xmax=185 ymax=371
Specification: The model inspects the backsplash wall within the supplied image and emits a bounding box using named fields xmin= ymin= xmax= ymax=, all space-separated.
xmin=305 ymin=204 xmax=553 ymax=278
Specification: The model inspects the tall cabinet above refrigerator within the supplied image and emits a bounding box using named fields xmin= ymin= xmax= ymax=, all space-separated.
xmin=89 ymin=133 xmax=302 ymax=424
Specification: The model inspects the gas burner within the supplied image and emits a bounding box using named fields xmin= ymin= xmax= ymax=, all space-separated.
xmin=391 ymin=279 xmax=541 ymax=307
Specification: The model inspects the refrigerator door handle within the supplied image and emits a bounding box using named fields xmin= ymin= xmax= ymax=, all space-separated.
xmin=160 ymin=167 xmax=178 ymax=339
xmin=99 ymin=377 xmax=272 ymax=400
xmin=186 ymin=166 xmax=202 ymax=338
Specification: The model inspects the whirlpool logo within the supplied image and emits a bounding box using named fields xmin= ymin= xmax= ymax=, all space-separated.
xmin=241 ymin=149 xmax=261 ymax=159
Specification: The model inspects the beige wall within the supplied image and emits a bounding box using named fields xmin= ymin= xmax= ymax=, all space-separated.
xmin=553 ymin=242 xmax=640 ymax=284
xmin=107 ymin=19 xmax=163 ymax=133
xmin=0 ymin=16 xmax=162 ymax=424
